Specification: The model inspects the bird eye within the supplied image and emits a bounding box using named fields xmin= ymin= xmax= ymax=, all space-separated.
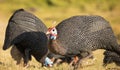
xmin=52 ymin=29 xmax=54 ymax=31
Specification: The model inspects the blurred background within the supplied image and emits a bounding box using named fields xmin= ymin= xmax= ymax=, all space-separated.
xmin=0 ymin=0 xmax=120 ymax=70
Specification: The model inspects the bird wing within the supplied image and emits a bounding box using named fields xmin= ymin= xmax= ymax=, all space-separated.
xmin=3 ymin=9 xmax=47 ymax=50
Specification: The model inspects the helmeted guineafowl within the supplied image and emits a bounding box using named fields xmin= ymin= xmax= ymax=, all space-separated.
xmin=103 ymin=49 xmax=120 ymax=66
xmin=46 ymin=15 xmax=120 ymax=69
xmin=3 ymin=9 xmax=48 ymax=67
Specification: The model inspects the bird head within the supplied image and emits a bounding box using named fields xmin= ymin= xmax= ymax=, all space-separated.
xmin=46 ymin=27 xmax=57 ymax=40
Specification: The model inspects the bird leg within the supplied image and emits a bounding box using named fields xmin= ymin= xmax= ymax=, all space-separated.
xmin=23 ymin=49 xmax=31 ymax=67
xmin=68 ymin=56 xmax=78 ymax=66
xmin=103 ymin=57 xmax=112 ymax=67
xmin=73 ymin=52 xmax=94 ymax=70
xmin=73 ymin=56 xmax=79 ymax=64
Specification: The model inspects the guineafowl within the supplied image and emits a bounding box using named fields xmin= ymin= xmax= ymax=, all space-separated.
xmin=46 ymin=16 xmax=120 ymax=69
xmin=103 ymin=50 xmax=120 ymax=66
xmin=3 ymin=9 xmax=48 ymax=67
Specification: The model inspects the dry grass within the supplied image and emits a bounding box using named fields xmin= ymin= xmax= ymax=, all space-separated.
xmin=1 ymin=48 xmax=120 ymax=70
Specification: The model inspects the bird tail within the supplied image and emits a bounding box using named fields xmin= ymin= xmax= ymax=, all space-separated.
xmin=3 ymin=39 xmax=11 ymax=50
xmin=3 ymin=25 xmax=12 ymax=50
xmin=3 ymin=9 xmax=24 ymax=50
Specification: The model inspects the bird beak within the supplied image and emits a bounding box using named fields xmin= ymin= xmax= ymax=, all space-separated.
xmin=46 ymin=31 xmax=51 ymax=39
xmin=46 ymin=31 xmax=50 ymax=35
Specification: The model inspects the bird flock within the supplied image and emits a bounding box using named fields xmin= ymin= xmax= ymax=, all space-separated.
xmin=2 ymin=9 xmax=120 ymax=70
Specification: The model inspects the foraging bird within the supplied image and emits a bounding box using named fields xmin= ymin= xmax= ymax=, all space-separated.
xmin=46 ymin=16 xmax=120 ymax=69
xmin=3 ymin=9 xmax=48 ymax=67
xmin=103 ymin=50 xmax=120 ymax=66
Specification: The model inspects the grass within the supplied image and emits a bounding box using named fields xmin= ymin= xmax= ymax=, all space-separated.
xmin=0 ymin=0 xmax=120 ymax=70
xmin=1 ymin=49 xmax=120 ymax=70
